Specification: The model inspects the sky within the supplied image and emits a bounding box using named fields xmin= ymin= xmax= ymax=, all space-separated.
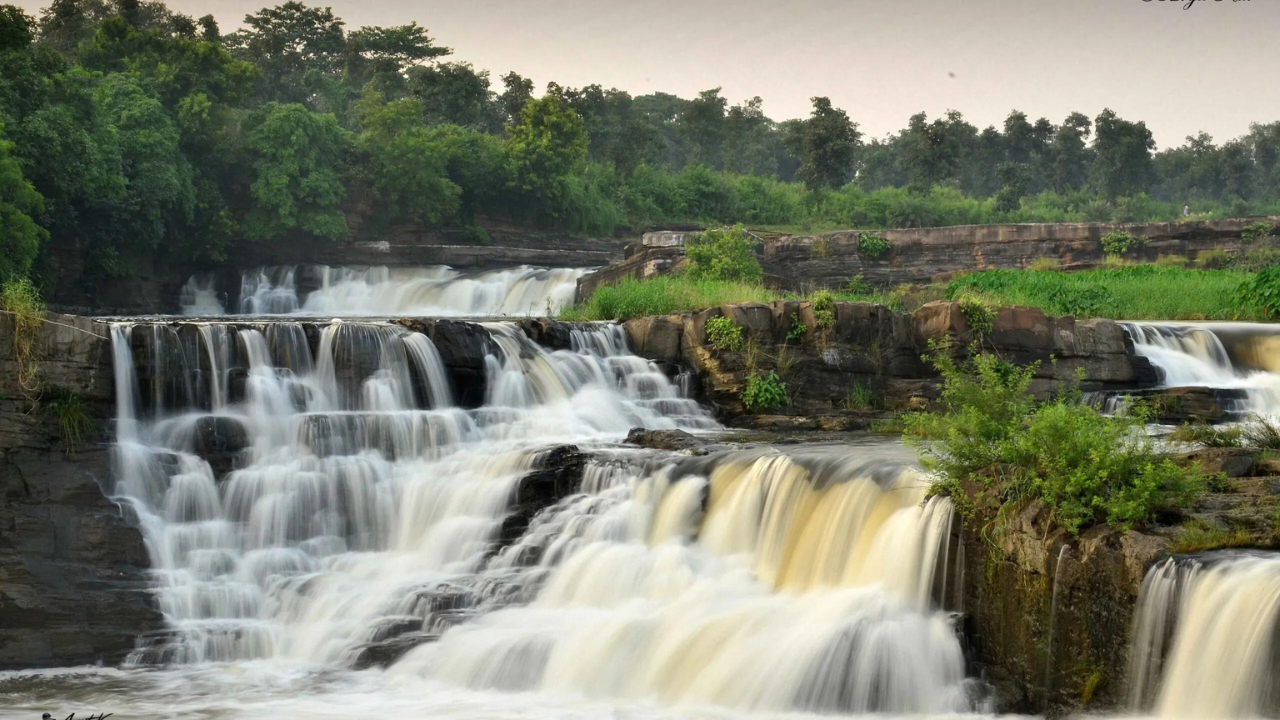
xmin=15 ymin=0 xmax=1280 ymax=148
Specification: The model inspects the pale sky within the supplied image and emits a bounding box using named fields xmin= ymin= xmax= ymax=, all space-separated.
xmin=16 ymin=0 xmax=1280 ymax=148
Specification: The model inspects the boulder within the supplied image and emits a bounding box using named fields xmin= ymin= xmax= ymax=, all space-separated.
xmin=622 ymin=315 xmax=683 ymax=362
xmin=193 ymin=415 xmax=250 ymax=478
xmin=625 ymin=428 xmax=704 ymax=451
xmin=1175 ymin=447 xmax=1258 ymax=478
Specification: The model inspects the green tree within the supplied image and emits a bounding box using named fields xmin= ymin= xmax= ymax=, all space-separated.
xmin=0 ymin=120 xmax=46 ymax=281
xmin=678 ymin=88 xmax=726 ymax=168
xmin=1046 ymin=112 xmax=1092 ymax=193
xmin=243 ymin=102 xmax=351 ymax=241
xmin=352 ymin=92 xmax=459 ymax=228
xmin=796 ymin=96 xmax=860 ymax=191
xmin=225 ymin=2 xmax=347 ymax=105
xmin=408 ymin=60 xmax=499 ymax=130
xmin=506 ymin=94 xmax=587 ymax=216
xmin=498 ymin=70 xmax=533 ymax=125
xmin=1091 ymin=108 xmax=1155 ymax=200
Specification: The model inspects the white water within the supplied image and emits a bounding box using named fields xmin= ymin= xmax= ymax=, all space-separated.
xmin=1122 ymin=322 xmax=1280 ymax=417
xmin=1127 ymin=552 xmax=1280 ymax=718
xmin=183 ymin=265 xmax=590 ymax=316
xmin=21 ymin=313 xmax=1019 ymax=719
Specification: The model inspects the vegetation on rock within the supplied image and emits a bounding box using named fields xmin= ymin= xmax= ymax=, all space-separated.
xmin=704 ymin=315 xmax=743 ymax=352
xmin=740 ymin=371 xmax=788 ymax=413
xmin=904 ymin=346 xmax=1204 ymax=535
xmin=684 ymin=225 xmax=763 ymax=283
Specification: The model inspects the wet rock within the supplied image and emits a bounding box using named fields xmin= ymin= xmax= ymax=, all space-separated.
xmin=193 ymin=415 xmax=250 ymax=478
xmin=495 ymin=445 xmax=586 ymax=551
xmin=349 ymin=632 xmax=440 ymax=670
xmin=625 ymin=428 xmax=703 ymax=451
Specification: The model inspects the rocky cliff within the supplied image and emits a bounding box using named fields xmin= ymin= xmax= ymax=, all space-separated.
xmin=578 ymin=217 xmax=1276 ymax=296
xmin=619 ymin=299 xmax=1155 ymax=426
xmin=0 ymin=313 xmax=162 ymax=668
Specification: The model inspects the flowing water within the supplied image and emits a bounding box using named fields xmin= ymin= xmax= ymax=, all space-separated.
xmin=10 ymin=278 xmax=1280 ymax=719
xmin=1122 ymin=322 xmax=1280 ymax=417
xmin=182 ymin=264 xmax=590 ymax=317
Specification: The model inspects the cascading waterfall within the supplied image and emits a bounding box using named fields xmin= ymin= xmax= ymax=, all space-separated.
xmin=389 ymin=448 xmax=973 ymax=715
xmin=100 ymin=312 xmax=982 ymax=716
xmin=109 ymin=319 xmax=713 ymax=666
xmin=184 ymin=264 xmax=590 ymax=317
xmin=1128 ymin=551 xmax=1280 ymax=718
xmin=1122 ymin=321 xmax=1280 ymax=416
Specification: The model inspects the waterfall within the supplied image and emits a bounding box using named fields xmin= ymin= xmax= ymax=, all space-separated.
xmin=1128 ymin=552 xmax=1280 ymax=717
xmin=181 ymin=265 xmax=590 ymax=317
xmin=1122 ymin=321 xmax=1280 ymax=416
xmin=104 ymin=314 xmax=980 ymax=715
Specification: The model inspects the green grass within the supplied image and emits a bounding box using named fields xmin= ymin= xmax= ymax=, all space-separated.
xmin=946 ymin=266 xmax=1258 ymax=320
xmin=560 ymin=276 xmax=779 ymax=321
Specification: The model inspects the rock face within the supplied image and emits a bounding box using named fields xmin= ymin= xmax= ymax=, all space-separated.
xmin=0 ymin=313 xmax=163 ymax=668
xmin=621 ymin=300 xmax=1154 ymax=425
xmin=581 ymin=217 xmax=1277 ymax=296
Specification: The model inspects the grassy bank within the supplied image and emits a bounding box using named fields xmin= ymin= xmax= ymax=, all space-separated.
xmin=559 ymin=276 xmax=780 ymax=321
xmin=945 ymin=266 xmax=1257 ymax=321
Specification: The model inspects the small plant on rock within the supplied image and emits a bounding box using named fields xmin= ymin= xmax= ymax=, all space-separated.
xmin=741 ymin=371 xmax=788 ymax=413
xmin=1 ymin=277 xmax=45 ymax=397
xmin=811 ymin=289 xmax=837 ymax=329
xmin=705 ymin=315 xmax=744 ymax=352
xmin=858 ymin=233 xmax=891 ymax=260
xmin=1100 ymin=229 xmax=1146 ymax=257
xmin=1240 ymin=222 xmax=1275 ymax=244
xmin=786 ymin=312 xmax=808 ymax=342
xmin=956 ymin=292 xmax=994 ymax=336
xmin=842 ymin=381 xmax=874 ymax=411
xmin=45 ymin=390 xmax=90 ymax=453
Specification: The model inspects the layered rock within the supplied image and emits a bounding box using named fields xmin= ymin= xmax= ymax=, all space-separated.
xmin=0 ymin=313 xmax=162 ymax=668
xmin=621 ymin=300 xmax=1155 ymax=425
xmin=580 ymin=217 xmax=1278 ymax=297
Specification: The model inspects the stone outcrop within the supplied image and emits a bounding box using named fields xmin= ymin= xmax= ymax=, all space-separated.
xmin=0 ymin=313 xmax=162 ymax=668
xmin=580 ymin=217 xmax=1278 ymax=297
xmin=620 ymin=300 xmax=1155 ymax=425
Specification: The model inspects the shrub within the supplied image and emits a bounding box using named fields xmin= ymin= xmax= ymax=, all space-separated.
xmin=1233 ymin=246 xmax=1280 ymax=273
xmin=1236 ymin=267 xmax=1280 ymax=319
xmin=1240 ymin=221 xmax=1275 ymax=244
xmin=904 ymin=347 xmax=1204 ymax=535
xmin=741 ymin=371 xmax=788 ymax=413
xmin=1 ymin=277 xmax=45 ymax=396
xmin=685 ymin=225 xmax=763 ymax=283
xmin=786 ymin=312 xmax=808 ymax=342
xmin=1100 ymin=229 xmax=1145 ymax=256
xmin=857 ymin=233 xmax=891 ymax=259
xmin=846 ymin=274 xmax=871 ymax=295
xmin=44 ymin=390 xmax=90 ymax=453
xmin=811 ymin=289 xmax=837 ymax=329
xmin=461 ymin=225 xmax=491 ymax=245
xmin=956 ymin=292 xmax=994 ymax=335
xmin=1195 ymin=248 xmax=1233 ymax=269
xmin=705 ymin=315 xmax=744 ymax=352
xmin=1169 ymin=422 xmax=1243 ymax=448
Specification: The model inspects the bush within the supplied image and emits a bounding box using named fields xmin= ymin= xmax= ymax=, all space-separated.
xmin=1233 ymin=246 xmax=1280 ymax=272
xmin=1240 ymin=222 xmax=1275 ymax=244
xmin=786 ymin=312 xmax=807 ymax=342
xmin=1236 ymin=267 xmax=1280 ymax=319
xmin=685 ymin=225 xmax=763 ymax=283
xmin=1100 ymin=229 xmax=1145 ymax=256
xmin=705 ymin=315 xmax=743 ymax=352
xmin=904 ymin=347 xmax=1204 ymax=535
xmin=810 ymin=289 xmax=837 ymax=329
xmin=956 ymin=292 xmax=994 ymax=335
xmin=1195 ymin=248 xmax=1233 ymax=269
xmin=857 ymin=233 xmax=892 ymax=259
xmin=1029 ymin=257 xmax=1061 ymax=272
xmin=740 ymin=371 xmax=788 ymax=413
xmin=461 ymin=225 xmax=491 ymax=245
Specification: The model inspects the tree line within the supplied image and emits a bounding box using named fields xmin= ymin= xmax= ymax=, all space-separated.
xmin=1 ymin=0 xmax=1279 ymax=293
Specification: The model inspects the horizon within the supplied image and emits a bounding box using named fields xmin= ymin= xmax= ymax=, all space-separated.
xmin=13 ymin=0 xmax=1279 ymax=149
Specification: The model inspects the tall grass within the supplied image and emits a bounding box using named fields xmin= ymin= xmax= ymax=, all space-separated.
xmin=946 ymin=266 xmax=1257 ymax=320
xmin=561 ymin=276 xmax=779 ymax=321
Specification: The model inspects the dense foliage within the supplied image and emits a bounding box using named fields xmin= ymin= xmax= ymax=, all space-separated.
xmin=5 ymin=0 xmax=1280 ymax=295
xmin=704 ymin=315 xmax=743 ymax=352
xmin=684 ymin=225 xmax=763 ymax=283
xmin=904 ymin=348 xmax=1204 ymax=535
xmin=740 ymin=371 xmax=788 ymax=413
